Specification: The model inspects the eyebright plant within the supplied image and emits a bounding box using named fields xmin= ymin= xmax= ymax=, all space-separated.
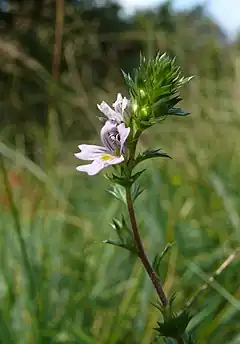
xmin=75 ymin=53 xmax=195 ymax=343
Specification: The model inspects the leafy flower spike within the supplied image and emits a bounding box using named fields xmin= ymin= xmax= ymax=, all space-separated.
xmin=74 ymin=53 xmax=196 ymax=344
xmin=75 ymin=94 xmax=130 ymax=175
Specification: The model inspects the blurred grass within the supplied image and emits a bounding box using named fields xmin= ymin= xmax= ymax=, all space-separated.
xmin=1 ymin=70 xmax=240 ymax=343
xmin=0 ymin=4 xmax=240 ymax=342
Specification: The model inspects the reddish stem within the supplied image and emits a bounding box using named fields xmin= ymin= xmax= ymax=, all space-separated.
xmin=126 ymin=188 xmax=168 ymax=307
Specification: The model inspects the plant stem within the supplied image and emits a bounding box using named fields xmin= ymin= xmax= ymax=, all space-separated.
xmin=126 ymin=188 xmax=168 ymax=307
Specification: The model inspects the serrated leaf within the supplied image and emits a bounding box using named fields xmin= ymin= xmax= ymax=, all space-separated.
xmin=135 ymin=149 xmax=171 ymax=167
xmin=106 ymin=167 xmax=145 ymax=189
xmin=106 ymin=184 xmax=126 ymax=205
xmin=131 ymin=183 xmax=144 ymax=202
xmin=121 ymin=69 xmax=135 ymax=90
xmin=154 ymin=95 xmax=182 ymax=110
xmin=103 ymin=240 xmax=136 ymax=253
xmin=155 ymin=311 xmax=192 ymax=339
xmin=168 ymin=108 xmax=190 ymax=116
xmin=111 ymin=218 xmax=126 ymax=243
xmin=131 ymin=169 xmax=146 ymax=183
xmin=108 ymin=216 xmax=137 ymax=254
xmin=153 ymin=243 xmax=175 ymax=277
xmin=105 ymin=173 xmax=132 ymax=187
xmin=106 ymin=183 xmax=144 ymax=204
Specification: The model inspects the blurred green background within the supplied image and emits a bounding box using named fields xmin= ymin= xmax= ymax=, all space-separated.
xmin=0 ymin=0 xmax=240 ymax=343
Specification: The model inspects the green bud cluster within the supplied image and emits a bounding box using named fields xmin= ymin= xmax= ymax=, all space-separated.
xmin=154 ymin=296 xmax=197 ymax=343
xmin=123 ymin=52 xmax=193 ymax=130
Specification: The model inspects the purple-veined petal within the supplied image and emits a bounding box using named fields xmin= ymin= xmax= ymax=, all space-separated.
xmin=76 ymin=154 xmax=124 ymax=176
xmin=75 ymin=144 xmax=107 ymax=161
xmin=100 ymin=120 xmax=118 ymax=152
xmin=97 ymin=102 xmax=122 ymax=122
xmin=117 ymin=123 xmax=130 ymax=154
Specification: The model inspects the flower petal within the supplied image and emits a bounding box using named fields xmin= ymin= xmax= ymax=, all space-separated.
xmin=117 ymin=123 xmax=130 ymax=154
xmin=75 ymin=144 xmax=107 ymax=161
xmin=113 ymin=93 xmax=130 ymax=120
xmin=121 ymin=97 xmax=130 ymax=117
xmin=102 ymin=154 xmax=124 ymax=167
xmin=97 ymin=102 xmax=122 ymax=122
xmin=76 ymin=159 xmax=105 ymax=175
xmin=76 ymin=154 xmax=124 ymax=176
xmin=112 ymin=93 xmax=123 ymax=113
xmin=100 ymin=120 xmax=118 ymax=152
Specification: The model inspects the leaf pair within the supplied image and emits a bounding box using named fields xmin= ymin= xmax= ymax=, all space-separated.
xmin=106 ymin=183 xmax=144 ymax=205
xmin=103 ymin=216 xmax=137 ymax=254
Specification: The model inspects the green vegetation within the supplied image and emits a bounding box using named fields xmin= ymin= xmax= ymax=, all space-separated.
xmin=0 ymin=1 xmax=239 ymax=343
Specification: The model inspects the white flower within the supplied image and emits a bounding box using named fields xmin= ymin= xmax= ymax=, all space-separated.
xmin=75 ymin=122 xmax=130 ymax=176
xmin=75 ymin=94 xmax=131 ymax=176
xmin=97 ymin=93 xmax=130 ymax=123
xmin=75 ymin=145 xmax=124 ymax=176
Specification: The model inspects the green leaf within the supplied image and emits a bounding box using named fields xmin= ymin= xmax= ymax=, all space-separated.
xmin=131 ymin=183 xmax=144 ymax=202
xmin=153 ymin=243 xmax=175 ymax=277
xmin=104 ymin=216 xmax=137 ymax=254
xmin=107 ymin=167 xmax=146 ymax=187
xmin=106 ymin=184 xmax=126 ymax=205
xmin=106 ymin=183 xmax=144 ymax=204
xmin=103 ymin=239 xmax=135 ymax=253
xmin=168 ymin=108 xmax=190 ymax=116
xmin=155 ymin=311 xmax=192 ymax=339
xmin=105 ymin=173 xmax=132 ymax=188
xmin=134 ymin=149 xmax=171 ymax=167
xmin=154 ymin=295 xmax=194 ymax=342
xmin=130 ymin=169 xmax=146 ymax=183
xmin=121 ymin=69 xmax=135 ymax=90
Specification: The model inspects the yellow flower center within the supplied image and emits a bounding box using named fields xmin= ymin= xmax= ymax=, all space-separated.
xmin=101 ymin=154 xmax=114 ymax=161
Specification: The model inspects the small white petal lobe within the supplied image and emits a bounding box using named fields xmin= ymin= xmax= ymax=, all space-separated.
xmin=117 ymin=123 xmax=130 ymax=154
xmin=75 ymin=144 xmax=107 ymax=161
xmin=76 ymin=155 xmax=124 ymax=175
